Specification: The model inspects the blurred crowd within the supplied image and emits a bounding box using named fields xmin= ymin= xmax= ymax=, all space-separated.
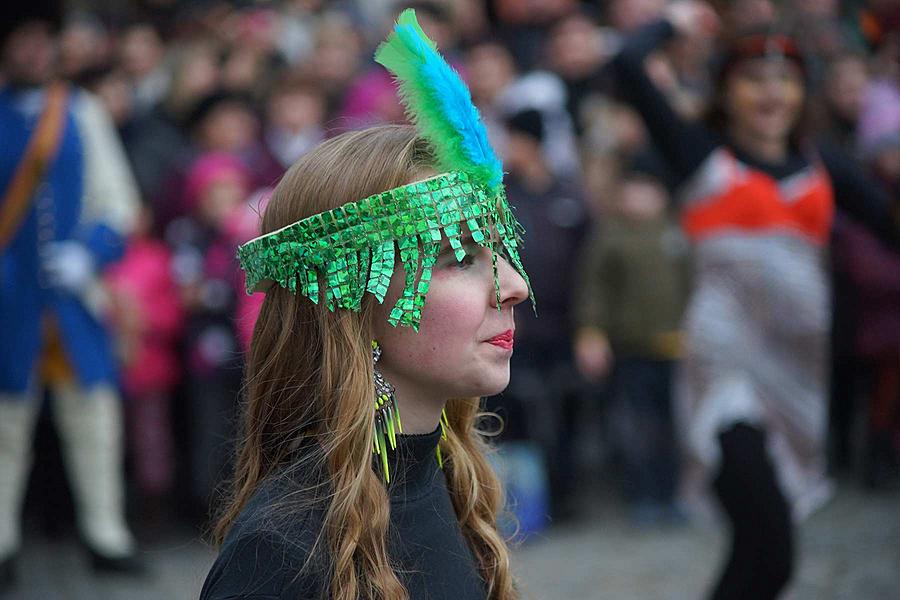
xmin=14 ymin=0 xmax=900 ymax=543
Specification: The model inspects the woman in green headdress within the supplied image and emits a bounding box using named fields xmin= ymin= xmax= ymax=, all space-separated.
xmin=201 ymin=10 xmax=531 ymax=600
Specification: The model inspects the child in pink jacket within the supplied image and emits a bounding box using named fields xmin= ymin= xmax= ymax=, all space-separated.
xmin=105 ymin=205 xmax=184 ymax=503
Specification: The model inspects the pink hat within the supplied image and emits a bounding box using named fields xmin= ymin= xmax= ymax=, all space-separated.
xmin=184 ymin=152 xmax=251 ymax=208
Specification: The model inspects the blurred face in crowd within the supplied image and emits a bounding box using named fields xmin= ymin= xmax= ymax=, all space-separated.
xmin=120 ymin=24 xmax=165 ymax=79
xmin=725 ymin=57 xmax=804 ymax=145
xmin=59 ymin=19 xmax=109 ymax=78
xmin=311 ymin=15 xmax=363 ymax=91
xmin=722 ymin=0 xmax=775 ymax=31
xmin=803 ymin=19 xmax=848 ymax=58
xmin=792 ymin=0 xmax=838 ymax=19
xmin=618 ymin=177 xmax=667 ymax=221
xmin=503 ymin=130 xmax=545 ymax=175
xmin=464 ymin=42 xmax=515 ymax=106
xmin=609 ymin=104 xmax=648 ymax=154
xmin=495 ymin=0 xmax=578 ymax=24
xmin=222 ymin=48 xmax=265 ymax=93
xmin=546 ymin=13 xmax=607 ymax=80
xmin=826 ymin=56 xmax=869 ymax=124
xmin=168 ymin=44 xmax=221 ymax=113
xmin=581 ymin=152 xmax=620 ymax=216
xmin=607 ymin=0 xmax=666 ymax=32
xmin=267 ymin=86 xmax=325 ymax=134
xmin=199 ymin=173 xmax=248 ymax=231
xmin=413 ymin=11 xmax=455 ymax=52
xmin=452 ymin=0 xmax=489 ymax=42
xmin=197 ymin=102 xmax=260 ymax=153
xmin=1 ymin=22 xmax=57 ymax=86
xmin=93 ymin=70 xmax=134 ymax=126
xmin=233 ymin=8 xmax=279 ymax=55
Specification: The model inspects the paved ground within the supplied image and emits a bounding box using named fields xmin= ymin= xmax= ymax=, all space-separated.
xmin=514 ymin=484 xmax=900 ymax=600
xmin=5 ymin=482 xmax=899 ymax=599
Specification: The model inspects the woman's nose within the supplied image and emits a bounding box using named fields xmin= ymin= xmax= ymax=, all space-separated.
xmin=493 ymin=254 xmax=529 ymax=308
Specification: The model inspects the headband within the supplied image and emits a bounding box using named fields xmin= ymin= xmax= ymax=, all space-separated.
xmin=236 ymin=9 xmax=533 ymax=330
xmin=719 ymin=33 xmax=806 ymax=81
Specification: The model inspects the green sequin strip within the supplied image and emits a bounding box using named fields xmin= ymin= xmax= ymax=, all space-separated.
xmin=237 ymin=170 xmax=533 ymax=329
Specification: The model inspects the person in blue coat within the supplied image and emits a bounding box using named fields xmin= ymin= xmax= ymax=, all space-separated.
xmin=0 ymin=3 xmax=141 ymax=588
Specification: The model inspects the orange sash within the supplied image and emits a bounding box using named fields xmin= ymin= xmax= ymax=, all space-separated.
xmin=0 ymin=82 xmax=69 ymax=250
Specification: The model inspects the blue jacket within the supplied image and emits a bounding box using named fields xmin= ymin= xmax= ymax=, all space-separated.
xmin=0 ymin=85 xmax=138 ymax=394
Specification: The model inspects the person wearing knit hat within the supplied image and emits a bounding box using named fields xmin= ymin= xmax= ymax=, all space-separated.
xmin=0 ymin=4 xmax=143 ymax=589
xmin=612 ymin=1 xmax=898 ymax=597
xmin=504 ymin=108 xmax=546 ymax=144
xmin=183 ymin=152 xmax=252 ymax=223
xmin=169 ymin=151 xmax=253 ymax=514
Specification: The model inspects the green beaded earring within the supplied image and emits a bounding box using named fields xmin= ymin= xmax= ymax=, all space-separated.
xmin=371 ymin=339 xmax=449 ymax=482
xmin=372 ymin=340 xmax=402 ymax=483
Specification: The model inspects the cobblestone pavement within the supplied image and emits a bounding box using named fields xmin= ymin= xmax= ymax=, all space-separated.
xmin=6 ymin=483 xmax=898 ymax=599
xmin=513 ymin=485 xmax=900 ymax=600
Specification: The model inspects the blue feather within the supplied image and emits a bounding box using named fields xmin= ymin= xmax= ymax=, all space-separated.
xmin=377 ymin=11 xmax=503 ymax=191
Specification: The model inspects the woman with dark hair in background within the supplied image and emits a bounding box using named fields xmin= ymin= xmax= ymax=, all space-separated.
xmin=610 ymin=1 xmax=897 ymax=598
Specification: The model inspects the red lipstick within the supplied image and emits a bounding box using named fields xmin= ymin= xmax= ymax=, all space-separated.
xmin=487 ymin=329 xmax=514 ymax=350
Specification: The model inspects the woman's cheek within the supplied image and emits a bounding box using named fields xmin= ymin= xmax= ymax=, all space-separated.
xmin=417 ymin=278 xmax=483 ymax=342
xmin=417 ymin=294 xmax=469 ymax=343
xmin=785 ymin=81 xmax=804 ymax=114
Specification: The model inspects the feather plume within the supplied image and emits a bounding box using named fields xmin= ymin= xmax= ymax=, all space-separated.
xmin=374 ymin=9 xmax=503 ymax=192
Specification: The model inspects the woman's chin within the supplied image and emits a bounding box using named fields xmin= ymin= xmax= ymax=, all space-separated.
xmin=748 ymin=117 xmax=795 ymax=144
xmin=474 ymin=370 xmax=512 ymax=398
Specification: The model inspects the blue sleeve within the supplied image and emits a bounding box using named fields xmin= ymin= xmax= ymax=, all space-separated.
xmin=77 ymin=222 xmax=126 ymax=268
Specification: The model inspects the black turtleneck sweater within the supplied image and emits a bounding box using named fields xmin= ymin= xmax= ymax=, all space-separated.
xmin=199 ymin=427 xmax=486 ymax=599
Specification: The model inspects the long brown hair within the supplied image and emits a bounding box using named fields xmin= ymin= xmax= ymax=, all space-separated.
xmin=212 ymin=125 xmax=517 ymax=600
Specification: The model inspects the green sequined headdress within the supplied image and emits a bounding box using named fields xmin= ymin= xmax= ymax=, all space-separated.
xmin=237 ymin=9 xmax=533 ymax=329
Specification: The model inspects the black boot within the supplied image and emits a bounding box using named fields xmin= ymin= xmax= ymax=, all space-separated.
xmin=863 ymin=430 xmax=899 ymax=491
xmin=0 ymin=554 xmax=17 ymax=593
xmin=86 ymin=545 xmax=146 ymax=576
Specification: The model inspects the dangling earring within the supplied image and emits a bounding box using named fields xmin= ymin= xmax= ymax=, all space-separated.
xmin=372 ymin=340 xmax=402 ymax=483
xmin=436 ymin=408 xmax=449 ymax=468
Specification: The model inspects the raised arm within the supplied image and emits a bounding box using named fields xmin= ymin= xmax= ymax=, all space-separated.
xmin=611 ymin=4 xmax=720 ymax=184
xmin=817 ymin=140 xmax=900 ymax=248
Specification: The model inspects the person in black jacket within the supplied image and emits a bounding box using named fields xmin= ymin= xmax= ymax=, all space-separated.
xmin=203 ymin=10 xmax=536 ymax=598
xmin=200 ymin=128 xmax=530 ymax=600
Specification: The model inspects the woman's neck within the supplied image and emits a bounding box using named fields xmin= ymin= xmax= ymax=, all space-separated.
xmin=727 ymin=124 xmax=788 ymax=164
xmin=391 ymin=386 xmax=445 ymax=435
